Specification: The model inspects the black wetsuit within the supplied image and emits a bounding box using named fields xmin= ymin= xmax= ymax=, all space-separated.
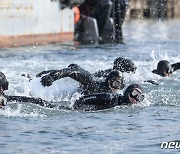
xmin=111 ymin=0 xmax=129 ymax=43
xmin=152 ymin=62 xmax=180 ymax=76
xmin=4 ymin=93 xmax=126 ymax=111
xmin=37 ymin=64 xmax=118 ymax=95
xmin=73 ymin=92 xmax=126 ymax=111
xmin=5 ymin=95 xmax=56 ymax=108
xmin=2 ymin=84 xmax=143 ymax=111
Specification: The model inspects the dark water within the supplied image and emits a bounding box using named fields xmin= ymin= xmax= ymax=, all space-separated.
xmin=0 ymin=20 xmax=180 ymax=153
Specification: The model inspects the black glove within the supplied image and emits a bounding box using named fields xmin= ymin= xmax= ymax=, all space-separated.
xmin=40 ymin=74 xmax=55 ymax=87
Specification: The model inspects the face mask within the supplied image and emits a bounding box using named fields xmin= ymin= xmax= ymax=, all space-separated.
xmin=130 ymin=88 xmax=144 ymax=102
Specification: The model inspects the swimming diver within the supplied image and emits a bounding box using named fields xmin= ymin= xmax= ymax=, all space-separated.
xmin=38 ymin=66 xmax=125 ymax=95
xmin=36 ymin=57 xmax=136 ymax=93
xmin=0 ymin=71 xmax=144 ymax=111
xmin=144 ymin=60 xmax=180 ymax=85
xmin=73 ymin=83 xmax=145 ymax=111
xmin=152 ymin=60 xmax=180 ymax=77
xmin=36 ymin=57 xmax=136 ymax=79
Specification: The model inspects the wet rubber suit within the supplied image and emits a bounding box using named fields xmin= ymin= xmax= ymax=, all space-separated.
xmin=37 ymin=64 xmax=124 ymax=95
xmin=73 ymin=83 xmax=144 ymax=111
xmin=144 ymin=60 xmax=180 ymax=85
xmin=2 ymin=84 xmax=144 ymax=111
xmin=36 ymin=57 xmax=135 ymax=92
xmin=152 ymin=60 xmax=180 ymax=77
xmin=1 ymin=92 xmax=123 ymax=111
xmin=111 ymin=0 xmax=129 ymax=43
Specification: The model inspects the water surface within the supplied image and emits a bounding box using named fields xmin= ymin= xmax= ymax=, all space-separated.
xmin=0 ymin=19 xmax=180 ymax=154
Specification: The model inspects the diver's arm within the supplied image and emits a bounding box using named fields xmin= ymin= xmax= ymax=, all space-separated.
xmin=40 ymin=67 xmax=75 ymax=87
xmin=171 ymin=62 xmax=180 ymax=72
xmin=5 ymin=95 xmax=56 ymax=108
xmin=67 ymin=64 xmax=96 ymax=87
xmin=73 ymin=93 xmax=119 ymax=110
xmin=93 ymin=69 xmax=112 ymax=78
xmin=40 ymin=64 xmax=96 ymax=88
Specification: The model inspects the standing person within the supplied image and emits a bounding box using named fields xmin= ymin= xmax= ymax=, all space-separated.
xmin=111 ymin=0 xmax=129 ymax=43
xmin=78 ymin=0 xmax=112 ymax=38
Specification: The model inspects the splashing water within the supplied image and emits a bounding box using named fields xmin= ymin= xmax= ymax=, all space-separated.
xmin=0 ymin=20 xmax=180 ymax=154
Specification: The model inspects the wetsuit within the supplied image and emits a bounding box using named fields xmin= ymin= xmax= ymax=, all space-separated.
xmin=1 ymin=84 xmax=144 ymax=111
xmin=152 ymin=61 xmax=180 ymax=77
xmin=2 ymin=93 xmax=125 ymax=111
xmin=73 ymin=92 xmax=126 ymax=111
xmin=111 ymin=0 xmax=129 ymax=43
xmin=5 ymin=95 xmax=56 ymax=108
xmin=73 ymin=83 xmax=144 ymax=111
xmin=145 ymin=61 xmax=180 ymax=85
xmin=36 ymin=57 xmax=135 ymax=90
xmin=37 ymin=64 xmax=124 ymax=95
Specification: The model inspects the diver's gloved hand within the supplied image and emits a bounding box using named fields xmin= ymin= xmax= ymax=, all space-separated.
xmin=0 ymin=95 xmax=7 ymax=108
xmin=40 ymin=74 xmax=55 ymax=87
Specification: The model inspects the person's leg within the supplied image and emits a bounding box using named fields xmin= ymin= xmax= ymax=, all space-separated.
xmin=113 ymin=0 xmax=128 ymax=43
xmin=94 ymin=0 xmax=112 ymax=36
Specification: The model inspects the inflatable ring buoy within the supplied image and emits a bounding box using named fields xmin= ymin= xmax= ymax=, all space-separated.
xmin=73 ymin=6 xmax=80 ymax=24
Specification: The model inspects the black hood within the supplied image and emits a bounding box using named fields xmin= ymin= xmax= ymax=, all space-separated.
xmin=124 ymin=84 xmax=143 ymax=104
xmin=113 ymin=57 xmax=137 ymax=73
xmin=152 ymin=60 xmax=173 ymax=77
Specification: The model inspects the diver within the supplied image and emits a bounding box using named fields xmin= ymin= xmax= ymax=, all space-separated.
xmin=152 ymin=60 xmax=180 ymax=77
xmin=38 ymin=65 xmax=125 ymax=95
xmin=36 ymin=56 xmax=136 ymax=83
xmin=0 ymin=71 xmax=55 ymax=109
xmin=1 ymin=73 xmax=145 ymax=111
xmin=35 ymin=57 xmax=137 ymax=95
xmin=73 ymin=83 xmax=145 ymax=111
xmin=144 ymin=60 xmax=180 ymax=85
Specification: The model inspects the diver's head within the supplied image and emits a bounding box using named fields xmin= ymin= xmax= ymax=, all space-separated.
xmin=124 ymin=84 xmax=144 ymax=104
xmin=106 ymin=70 xmax=125 ymax=92
xmin=153 ymin=60 xmax=173 ymax=77
xmin=113 ymin=57 xmax=137 ymax=73
xmin=0 ymin=72 xmax=9 ymax=91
